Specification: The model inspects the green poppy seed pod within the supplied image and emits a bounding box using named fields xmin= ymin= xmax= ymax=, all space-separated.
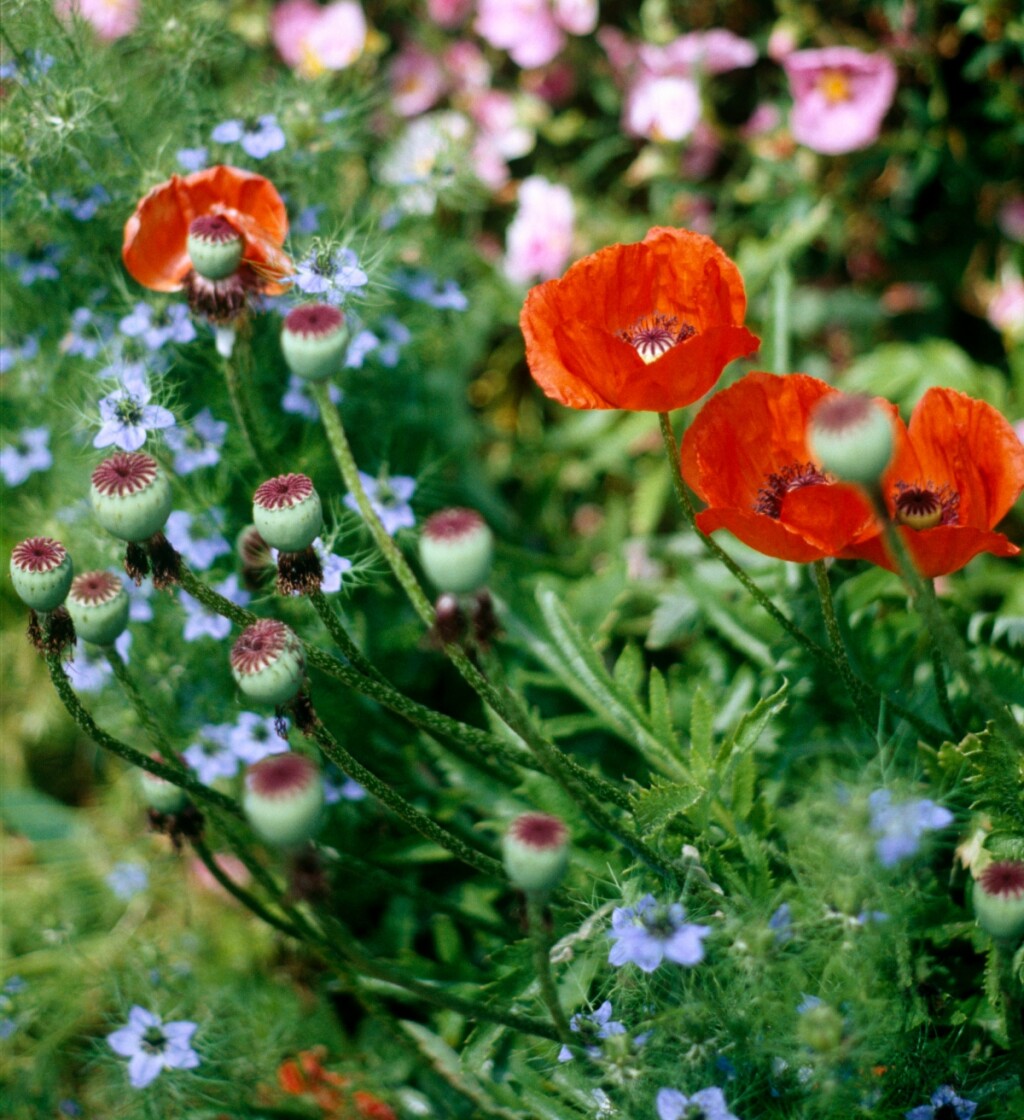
xmin=281 ymin=304 xmax=348 ymax=382
xmin=797 ymin=1003 xmax=845 ymax=1053
xmin=10 ymin=537 xmax=74 ymax=611
xmin=66 ymin=570 xmax=130 ymax=645
xmin=90 ymin=452 xmax=173 ymax=543
xmin=243 ymin=752 xmax=325 ymax=847
xmin=972 ymin=860 xmax=1024 ymax=942
xmin=230 ymin=618 xmax=305 ymax=706
xmin=252 ymin=473 xmax=323 ymax=553
xmin=419 ymin=508 xmax=494 ymax=594
xmin=139 ymin=755 xmax=188 ymax=814
xmin=807 ymin=393 xmax=895 ymax=487
xmin=502 ymin=812 xmax=569 ymax=894
xmin=186 ymin=215 xmax=245 ymax=281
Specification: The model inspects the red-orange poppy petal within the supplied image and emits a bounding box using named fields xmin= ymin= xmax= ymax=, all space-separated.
xmin=845 ymin=525 xmax=1020 ymax=578
xmin=520 ymin=227 xmax=759 ymax=412
xmin=695 ymin=508 xmax=841 ymax=563
xmin=896 ymin=387 xmax=1024 ymax=528
xmin=122 ymin=166 xmax=289 ymax=293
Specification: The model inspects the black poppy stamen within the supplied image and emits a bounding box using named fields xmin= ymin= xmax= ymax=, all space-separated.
xmin=754 ymin=462 xmax=830 ymax=519
xmin=617 ymin=313 xmax=696 ymax=364
xmin=893 ymin=481 xmax=959 ymax=531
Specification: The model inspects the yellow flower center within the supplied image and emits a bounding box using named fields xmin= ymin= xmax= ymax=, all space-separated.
xmin=818 ymin=71 xmax=851 ymax=104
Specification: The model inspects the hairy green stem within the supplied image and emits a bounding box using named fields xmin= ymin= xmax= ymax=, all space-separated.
xmin=307 ymin=719 xmax=504 ymax=878
xmin=44 ymin=653 xmax=241 ymax=817
xmin=192 ymin=837 xmax=302 ymax=939
xmin=222 ymin=324 xmax=268 ymax=465
xmin=526 ymin=894 xmax=574 ymax=1044
xmin=104 ymin=646 xmax=177 ymax=758
xmin=929 ymin=639 xmax=962 ymax=739
xmin=308 ymin=589 xmax=390 ymax=686
xmin=812 ymin=560 xmax=875 ymax=736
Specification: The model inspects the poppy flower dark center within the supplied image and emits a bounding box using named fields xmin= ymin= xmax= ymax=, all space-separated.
xmin=754 ymin=462 xmax=829 ymax=519
xmin=254 ymin=473 xmax=314 ymax=511
xmin=617 ymin=313 xmax=696 ymax=364
xmin=933 ymin=1107 xmax=959 ymax=1120
xmin=188 ymin=215 xmax=240 ymax=244
xmin=893 ymin=481 xmax=959 ymax=530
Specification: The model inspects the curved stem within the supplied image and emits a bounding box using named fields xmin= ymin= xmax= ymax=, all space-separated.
xmin=44 ymin=653 xmax=241 ymax=817
xmin=104 ymin=646 xmax=178 ymax=758
xmin=812 ymin=560 xmax=875 ymax=736
xmin=308 ymin=589 xmax=389 ymax=686
xmin=192 ymin=837 xmax=302 ymax=939
xmin=929 ymin=638 xmax=963 ymax=739
xmin=526 ymin=894 xmax=573 ymax=1045
xmin=222 ymin=320 xmax=271 ymax=466
xmin=307 ymin=719 xmax=504 ymax=878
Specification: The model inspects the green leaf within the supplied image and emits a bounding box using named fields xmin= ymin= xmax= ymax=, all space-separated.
xmin=648 ymin=668 xmax=676 ymax=751
xmin=647 ymin=589 xmax=699 ymax=649
xmin=724 ymin=681 xmax=789 ymax=760
xmin=612 ymin=642 xmax=645 ymax=698
xmin=690 ymin=688 xmax=715 ymax=773
xmin=0 ymin=788 xmax=84 ymax=844
xmin=631 ymin=775 xmax=704 ymax=833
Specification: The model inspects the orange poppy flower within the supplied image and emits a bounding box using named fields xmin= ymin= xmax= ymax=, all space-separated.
xmin=123 ymin=164 xmax=291 ymax=318
xmin=520 ymin=227 xmax=760 ymax=411
xmin=680 ymin=371 xmax=882 ymax=562
xmin=842 ymin=387 xmax=1024 ymax=577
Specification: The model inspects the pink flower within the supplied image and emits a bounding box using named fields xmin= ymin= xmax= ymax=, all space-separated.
xmin=783 ymin=47 xmax=898 ymax=155
xmin=444 ymin=40 xmax=491 ymax=93
xmin=426 ymin=0 xmax=473 ymax=27
xmin=648 ymin=29 xmax=757 ymax=75
xmin=271 ymin=0 xmax=367 ymax=76
xmin=467 ymin=90 xmax=538 ymax=189
xmin=390 ymin=42 xmax=448 ymax=117
xmin=551 ymin=0 xmax=597 ymax=36
xmin=624 ymin=73 xmax=701 ymax=142
xmin=504 ymin=176 xmax=574 ymax=284
xmin=476 ymin=0 xmax=564 ymax=69
xmin=987 ymin=274 xmax=1024 ymax=339
xmin=55 ymin=0 xmax=139 ymax=42
xmin=997 ymin=196 xmax=1024 ymax=243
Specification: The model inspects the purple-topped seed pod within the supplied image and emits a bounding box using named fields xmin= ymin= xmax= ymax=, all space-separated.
xmin=236 ymin=524 xmax=274 ymax=590
xmin=253 ymin=473 xmax=323 ymax=595
xmin=281 ymin=304 xmax=347 ymax=382
xmin=419 ymin=508 xmax=494 ymax=594
xmin=243 ymin=752 xmax=324 ymax=847
xmin=66 ymin=570 xmax=130 ymax=645
xmin=807 ymin=393 xmax=894 ymax=488
xmin=972 ymin=860 xmax=1024 ymax=942
xmin=90 ymin=452 xmax=179 ymax=586
xmin=10 ymin=537 xmax=74 ymax=612
xmin=230 ymin=619 xmax=305 ymax=706
xmin=502 ymin=812 xmax=569 ymax=895
xmin=186 ymin=215 xmax=244 ymax=281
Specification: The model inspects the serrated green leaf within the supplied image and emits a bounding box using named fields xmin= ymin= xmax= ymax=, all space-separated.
xmin=612 ymin=642 xmax=645 ymax=699
xmin=648 ymin=668 xmax=676 ymax=751
xmin=631 ymin=776 xmax=704 ymax=833
xmin=730 ymin=751 xmax=757 ymax=824
xmin=647 ymin=589 xmax=699 ymax=649
xmin=690 ymin=688 xmax=715 ymax=773
xmin=723 ymin=680 xmax=789 ymax=761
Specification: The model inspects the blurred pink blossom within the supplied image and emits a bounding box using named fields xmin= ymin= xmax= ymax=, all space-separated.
xmin=476 ymin=0 xmax=595 ymax=69
xmin=426 ymin=0 xmax=473 ymax=27
xmin=55 ymin=0 xmax=139 ymax=42
xmin=190 ymin=853 xmax=252 ymax=900
xmin=624 ymin=73 xmax=701 ymax=142
xmin=681 ymin=121 xmax=720 ymax=179
xmin=272 ymin=0 xmax=367 ymax=76
xmin=390 ymin=42 xmax=448 ymax=116
xmin=997 ymin=196 xmax=1024 ymax=243
xmin=767 ymin=23 xmax=798 ymax=62
xmin=467 ymin=90 xmax=539 ymax=187
xmin=504 ymin=176 xmax=574 ymax=284
xmin=741 ymin=102 xmax=782 ymax=138
xmin=783 ymin=47 xmax=898 ymax=155
xmin=644 ymin=29 xmax=757 ymax=76
xmin=987 ymin=274 xmax=1024 ymax=338
xmin=444 ymin=40 xmax=491 ymax=93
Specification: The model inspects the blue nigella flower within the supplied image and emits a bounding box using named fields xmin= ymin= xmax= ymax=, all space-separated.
xmin=375 ymin=317 xmax=412 ymax=368
xmin=657 ymin=1086 xmax=739 ymax=1120
xmin=106 ymin=862 xmax=149 ymax=900
xmin=768 ymin=902 xmax=793 ymax=944
xmin=183 ymin=724 xmax=239 ymax=785
xmin=281 ymin=373 xmax=342 ymax=421
xmin=905 ymin=1085 xmax=977 ymax=1120
xmin=0 ymin=50 xmax=54 ymax=82
xmin=868 ymin=789 xmax=954 ymax=867
xmin=291 ymin=247 xmax=368 ymax=304
xmin=212 ymin=115 xmax=286 ymax=160
xmin=119 ymin=302 xmax=196 ymax=350
xmin=65 ymin=632 xmax=132 ymax=693
xmin=176 ymin=147 xmax=209 ymax=172
xmin=107 ymin=1006 xmax=200 ymax=1089
xmin=164 ymin=510 xmax=230 ymax=571
xmin=557 ymin=1000 xmax=626 ymax=1062
xmin=94 ymin=369 xmax=175 ymax=451
xmin=1 ymin=333 xmax=39 ymax=374
xmin=294 ymin=204 xmax=324 ymax=234
xmin=178 ymin=575 xmax=249 ymax=643
xmin=324 ymin=767 xmax=367 ymax=803
xmin=608 ymin=894 xmax=711 ymax=972
xmin=0 ymin=426 xmax=52 ymax=486
xmin=163 ymin=408 xmax=227 ymax=474
xmin=393 ymin=268 xmax=468 ymax=310
xmin=7 ymin=245 xmax=64 ymax=285
xmin=227 ymin=712 xmax=289 ymax=766
xmin=344 ymin=472 xmax=416 ymax=536
xmin=63 ymin=307 xmax=115 ymax=359
xmin=51 ymin=185 xmax=110 ymax=221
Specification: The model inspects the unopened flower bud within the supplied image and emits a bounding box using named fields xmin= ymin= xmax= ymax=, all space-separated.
xmin=972 ymin=860 xmax=1024 ymax=942
xmin=90 ymin=452 xmax=173 ymax=542
xmin=502 ymin=812 xmax=569 ymax=894
xmin=230 ymin=619 xmax=305 ymax=705
xmin=253 ymin=473 xmax=323 ymax=553
xmin=243 ymin=752 xmax=324 ymax=847
xmin=66 ymin=570 xmax=129 ymax=645
xmin=282 ymin=304 xmax=347 ymax=382
xmin=807 ymin=393 xmax=895 ymax=486
xmin=186 ymin=215 xmax=244 ymax=281
xmin=419 ymin=508 xmax=494 ymax=594
xmin=10 ymin=537 xmax=73 ymax=611
xmin=139 ymin=755 xmax=188 ymax=814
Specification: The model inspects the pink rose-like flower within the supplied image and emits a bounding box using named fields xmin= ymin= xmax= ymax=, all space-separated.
xmin=390 ymin=43 xmax=448 ymax=117
xmin=427 ymin=0 xmax=473 ymax=27
xmin=55 ymin=0 xmax=139 ymax=41
xmin=476 ymin=0 xmax=564 ymax=69
xmin=272 ymin=0 xmax=367 ymax=76
xmin=551 ymin=0 xmax=597 ymax=36
xmin=987 ymin=274 xmax=1024 ymax=339
xmin=468 ymin=89 xmax=538 ymax=189
xmin=783 ymin=47 xmax=898 ymax=155
xmin=624 ymin=73 xmax=701 ymax=142
xmin=504 ymin=176 xmax=574 ymax=284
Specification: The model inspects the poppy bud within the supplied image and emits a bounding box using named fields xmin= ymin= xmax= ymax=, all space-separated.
xmin=282 ymin=304 xmax=347 ymax=382
xmin=186 ymin=215 xmax=244 ymax=281
xmin=807 ymin=393 xmax=894 ymax=486
xmin=66 ymin=570 xmax=130 ymax=645
xmin=502 ymin=812 xmax=569 ymax=894
xmin=10 ymin=537 xmax=74 ymax=611
xmin=139 ymin=755 xmax=188 ymax=814
xmin=230 ymin=619 xmax=305 ymax=705
xmin=418 ymin=508 xmax=494 ymax=594
xmin=253 ymin=473 xmax=323 ymax=553
xmin=243 ymin=752 xmax=324 ymax=847
xmin=972 ymin=860 xmax=1024 ymax=942
xmin=90 ymin=453 xmax=174 ymax=543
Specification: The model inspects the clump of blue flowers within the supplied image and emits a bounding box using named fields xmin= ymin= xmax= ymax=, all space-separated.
xmin=868 ymin=789 xmax=953 ymax=867
xmin=905 ymin=1084 xmax=977 ymax=1119
xmin=657 ymin=1086 xmax=740 ymax=1120
xmin=607 ymin=894 xmax=711 ymax=972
